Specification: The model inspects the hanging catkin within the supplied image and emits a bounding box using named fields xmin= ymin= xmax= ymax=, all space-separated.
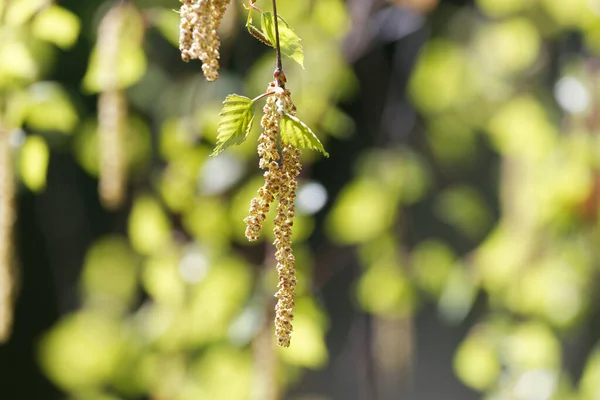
xmin=179 ymin=0 xmax=232 ymax=81
xmin=0 ymin=125 xmax=15 ymax=343
xmin=245 ymin=82 xmax=302 ymax=347
xmin=97 ymin=3 xmax=128 ymax=210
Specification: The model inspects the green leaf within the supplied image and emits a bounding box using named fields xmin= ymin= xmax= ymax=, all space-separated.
xmin=31 ymin=5 xmax=81 ymax=49
xmin=261 ymin=12 xmax=304 ymax=68
xmin=211 ymin=95 xmax=255 ymax=157
xmin=20 ymin=135 xmax=50 ymax=193
xmin=148 ymin=8 xmax=180 ymax=47
xmin=280 ymin=113 xmax=329 ymax=157
xmin=82 ymin=5 xmax=146 ymax=93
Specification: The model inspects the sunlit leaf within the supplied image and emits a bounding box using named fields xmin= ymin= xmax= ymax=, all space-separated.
xmin=261 ymin=12 xmax=304 ymax=68
xmin=211 ymin=95 xmax=255 ymax=157
xmin=19 ymin=135 xmax=49 ymax=193
xmin=327 ymin=179 xmax=394 ymax=244
xmin=83 ymin=45 xmax=147 ymax=93
xmin=5 ymin=0 xmax=46 ymax=25
xmin=504 ymin=322 xmax=561 ymax=369
xmin=31 ymin=5 xmax=81 ymax=49
xmin=39 ymin=312 xmax=123 ymax=390
xmin=147 ymin=8 xmax=180 ymax=47
xmin=26 ymin=82 xmax=79 ymax=133
xmin=454 ymin=334 xmax=501 ymax=391
xmin=82 ymin=5 xmax=146 ymax=93
xmin=81 ymin=236 xmax=138 ymax=311
xmin=0 ymin=41 xmax=38 ymax=87
xmin=280 ymin=113 xmax=328 ymax=156
xmin=128 ymin=195 xmax=172 ymax=255
xmin=356 ymin=259 xmax=415 ymax=318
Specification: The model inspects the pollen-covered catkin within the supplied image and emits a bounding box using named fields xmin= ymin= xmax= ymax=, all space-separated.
xmin=273 ymin=90 xmax=301 ymax=348
xmin=244 ymin=82 xmax=282 ymax=241
xmin=97 ymin=3 xmax=128 ymax=209
xmin=98 ymin=90 xmax=127 ymax=210
xmin=179 ymin=0 xmax=231 ymax=81
xmin=244 ymin=82 xmax=302 ymax=347
xmin=0 ymin=126 xmax=15 ymax=343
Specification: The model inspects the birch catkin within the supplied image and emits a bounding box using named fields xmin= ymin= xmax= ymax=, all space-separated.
xmin=245 ymin=82 xmax=302 ymax=347
xmin=179 ymin=0 xmax=231 ymax=81
xmin=0 ymin=126 xmax=15 ymax=343
xmin=97 ymin=4 xmax=128 ymax=209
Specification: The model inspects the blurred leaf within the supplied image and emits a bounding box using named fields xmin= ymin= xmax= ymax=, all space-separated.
xmin=192 ymin=346 xmax=252 ymax=400
xmin=409 ymin=40 xmax=470 ymax=114
xmin=187 ymin=256 xmax=252 ymax=345
xmin=488 ymin=96 xmax=557 ymax=160
xmin=148 ymin=8 xmax=180 ymax=47
xmin=82 ymin=6 xmax=146 ymax=93
xmin=327 ymin=179 xmax=395 ymax=244
xmin=312 ymin=0 xmax=350 ymax=38
xmin=211 ymin=95 xmax=255 ymax=157
xmin=580 ymin=346 xmax=600 ymax=400
xmin=454 ymin=333 xmax=501 ymax=391
xmin=128 ymin=195 xmax=172 ymax=255
xmin=142 ymin=248 xmax=185 ymax=307
xmin=280 ymin=113 xmax=329 ymax=156
xmin=83 ymin=45 xmax=147 ymax=93
xmin=31 ymin=5 xmax=81 ymax=49
xmin=0 ymin=41 xmax=38 ymax=87
xmin=26 ymin=82 xmax=79 ymax=133
xmin=261 ymin=12 xmax=305 ymax=68
xmin=477 ymin=0 xmax=532 ymax=17
xmin=412 ymin=240 xmax=455 ymax=297
xmin=357 ymin=257 xmax=415 ymax=318
xmin=434 ymin=186 xmax=493 ymax=240
xmin=475 ymin=18 xmax=541 ymax=75
xmin=19 ymin=134 xmax=49 ymax=193
xmin=438 ymin=266 xmax=476 ymax=324
xmin=5 ymin=0 xmax=46 ymax=25
xmin=504 ymin=322 xmax=561 ymax=369
xmin=74 ymin=117 xmax=151 ymax=177
xmin=39 ymin=312 xmax=123 ymax=390
xmin=81 ymin=237 xmax=139 ymax=312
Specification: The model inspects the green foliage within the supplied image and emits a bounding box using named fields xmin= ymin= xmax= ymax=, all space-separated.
xmin=82 ymin=5 xmax=146 ymax=93
xmin=211 ymin=95 xmax=255 ymax=157
xmin=280 ymin=113 xmax=328 ymax=156
xmin=4 ymin=0 xmax=600 ymax=399
xmin=261 ymin=12 xmax=304 ymax=68
xmin=31 ymin=5 xmax=80 ymax=50
xmin=19 ymin=134 xmax=49 ymax=193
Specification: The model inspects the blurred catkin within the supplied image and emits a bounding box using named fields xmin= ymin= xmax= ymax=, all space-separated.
xmin=245 ymin=82 xmax=301 ymax=347
xmin=97 ymin=3 xmax=129 ymax=209
xmin=0 ymin=126 xmax=15 ymax=343
xmin=98 ymin=90 xmax=127 ymax=210
xmin=179 ymin=0 xmax=231 ymax=81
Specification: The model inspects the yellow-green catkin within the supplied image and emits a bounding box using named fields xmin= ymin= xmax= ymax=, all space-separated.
xmin=245 ymin=82 xmax=302 ymax=347
xmin=98 ymin=90 xmax=127 ymax=210
xmin=179 ymin=0 xmax=231 ymax=81
xmin=97 ymin=3 xmax=128 ymax=210
xmin=0 ymin=126 xmax=15 ymax=343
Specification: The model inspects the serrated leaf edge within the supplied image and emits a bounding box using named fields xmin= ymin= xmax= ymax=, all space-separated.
xmin=281 ymin=113 xmax=329 ymax=157
xmin=210 ymin=95 xmax=256 ymax=157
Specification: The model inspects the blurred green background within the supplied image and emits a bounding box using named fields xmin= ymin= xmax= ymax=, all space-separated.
xmin=1 ymin=0 xmax=600 ymax=399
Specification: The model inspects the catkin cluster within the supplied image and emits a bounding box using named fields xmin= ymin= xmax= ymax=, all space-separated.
xmin=179 ymin=0 xmax=231 ymax=81
xmin=0 ymin=126 xmax=15 ymax=343
xmin=97 ymin=4 xmax=129 ymax=210
xmin=245 ymin=82 xmax=302 ymax=347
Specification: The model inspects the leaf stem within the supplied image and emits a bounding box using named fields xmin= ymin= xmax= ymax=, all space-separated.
xmin=253 ymin=91 xmax=275 ymax=103
xmin=271 ymin=0 xmax=285 ymax=87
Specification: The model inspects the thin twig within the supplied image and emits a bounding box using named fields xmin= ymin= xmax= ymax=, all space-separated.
xmin=271 ymin=0 xmax=285 ymax=87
